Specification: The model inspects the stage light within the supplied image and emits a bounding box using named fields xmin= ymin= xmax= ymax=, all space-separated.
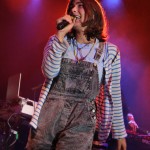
xmin=102 ymin=0 xmax=122 ymax=9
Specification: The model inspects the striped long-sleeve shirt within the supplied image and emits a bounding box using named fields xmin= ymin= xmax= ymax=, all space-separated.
xmin=30 ymin=35 xmax=127 ymax=141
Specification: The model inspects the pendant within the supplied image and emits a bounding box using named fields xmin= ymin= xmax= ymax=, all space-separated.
xmin=76 ymin=60 xmax=80 ymax=64
xmin=74 ymin=59 xmax=79 ymax=64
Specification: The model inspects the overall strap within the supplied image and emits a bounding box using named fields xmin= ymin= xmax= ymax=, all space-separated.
xmin=94 ymin=42 xmax=105 ymax=61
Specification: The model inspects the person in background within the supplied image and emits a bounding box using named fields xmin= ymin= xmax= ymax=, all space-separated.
xmin=126 ymin=113 xmax=138 ymax=132
xmin=121 ymin=94 xmax=138 ymax=133
xmin=26 ymin=0 xmax=127 ymax=149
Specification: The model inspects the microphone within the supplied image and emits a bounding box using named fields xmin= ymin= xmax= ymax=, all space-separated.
xmin=57 ymin=20 xmax=70 ymax=30
xmin=56 ymin=15 xmax=80 ymax=30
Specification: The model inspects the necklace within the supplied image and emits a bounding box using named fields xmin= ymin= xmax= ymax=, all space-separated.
xmin=76 ymin=42 xmax=88 ymax=51
xmin=73 ymin=39 xmax=95 ymax=63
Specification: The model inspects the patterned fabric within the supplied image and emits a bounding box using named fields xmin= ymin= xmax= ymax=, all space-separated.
xmin=30 ymin=35 xmax=127 ymax=144
xmin=103 ymin=45 xmax=127 ymax=139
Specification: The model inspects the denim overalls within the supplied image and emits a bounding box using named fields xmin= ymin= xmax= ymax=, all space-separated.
xmin=28 ymin=43 xmax=104 ymax=150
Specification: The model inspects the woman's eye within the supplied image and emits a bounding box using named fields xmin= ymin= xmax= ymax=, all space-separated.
xmin=78 ymin=4 xmax=83 ymax=8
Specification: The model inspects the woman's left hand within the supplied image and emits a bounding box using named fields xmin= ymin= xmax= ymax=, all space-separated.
xmin=117 ymin=138 xmax=127 ymax=150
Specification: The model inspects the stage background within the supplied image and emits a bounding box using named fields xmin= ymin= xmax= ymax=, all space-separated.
xmin=0 ymin=0 xmax=150 ymax=132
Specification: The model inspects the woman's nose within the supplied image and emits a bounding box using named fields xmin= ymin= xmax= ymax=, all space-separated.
xmin=72 ymin=6 xmax=77 ymax=13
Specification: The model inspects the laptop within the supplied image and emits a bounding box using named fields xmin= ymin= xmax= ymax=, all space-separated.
xmin=6 ymin=73 xmax=24 ymax=103
xmin=6 ymin=73 xmax=37 ymax=116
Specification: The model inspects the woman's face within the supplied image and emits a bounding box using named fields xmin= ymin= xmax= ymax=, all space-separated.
xmin=70 ymin=0 xmax=87 ymax=30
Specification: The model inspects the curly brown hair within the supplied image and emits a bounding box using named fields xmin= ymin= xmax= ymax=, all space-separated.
xmin=66 ymin=0 xmax=108 ymax=42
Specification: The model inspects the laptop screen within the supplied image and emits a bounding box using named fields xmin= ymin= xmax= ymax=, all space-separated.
xmin=6 ymin=73 xmax=22 ymax=103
